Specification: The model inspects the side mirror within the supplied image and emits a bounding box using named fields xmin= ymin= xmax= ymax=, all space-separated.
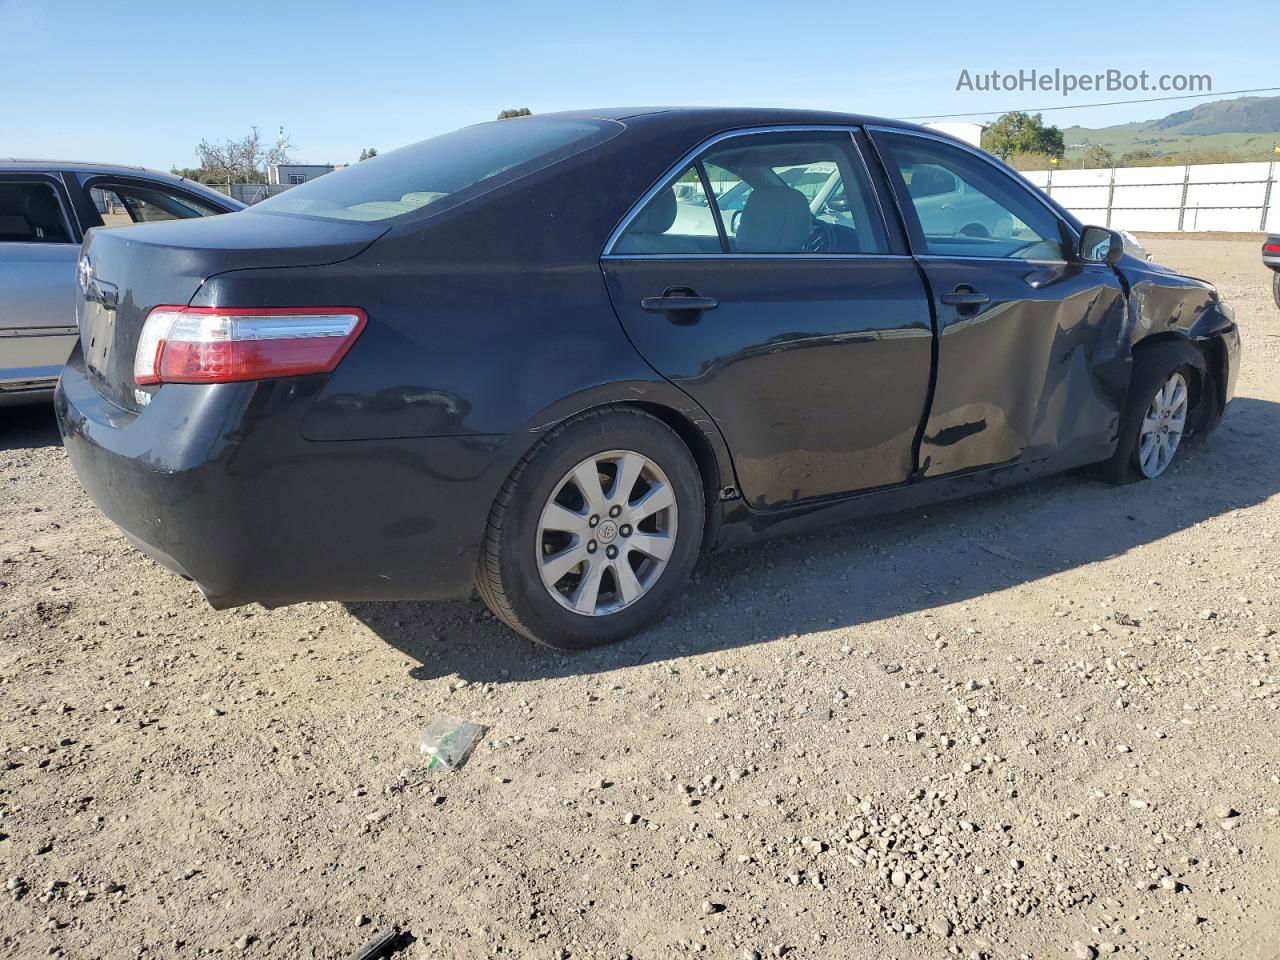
xmin=1079 ymin=225 xmax=1124 ymax=265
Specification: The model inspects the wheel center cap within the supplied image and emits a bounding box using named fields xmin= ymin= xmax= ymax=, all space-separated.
xmin=596 ymin=520 xmax=618 ymax=544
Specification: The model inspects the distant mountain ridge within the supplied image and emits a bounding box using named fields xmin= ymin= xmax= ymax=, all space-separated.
xmin=1063 ymin=95 xmax=1280 ymax=161
xmin=1149 ymin=97 xmax=1280 ymax=134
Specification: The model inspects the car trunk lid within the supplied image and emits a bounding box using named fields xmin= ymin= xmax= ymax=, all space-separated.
xmin=77 ymin=211 xmax=386 ymax=412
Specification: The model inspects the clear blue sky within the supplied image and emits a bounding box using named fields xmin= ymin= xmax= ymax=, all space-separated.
xmin=2 ymin=0 xmax=1274 ymax=170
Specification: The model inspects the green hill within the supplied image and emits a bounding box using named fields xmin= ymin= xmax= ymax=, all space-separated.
xmin=1063 ymin=96 xmax=1280 ymax=163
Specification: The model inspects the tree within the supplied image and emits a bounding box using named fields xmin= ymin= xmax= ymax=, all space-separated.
xmin=981 ymin=112 xmax=1064 ymax=161
xmin=1006 ymin=152 xmax=1056 ymax=172
xmin=358 ymin=147 xmax=379 ymax=161
xmin=1119 ymin=148 xmax=1158 ymax=167
xmin=196 ymin=125 xmax=295 ymax=185
xmin=497 ymin=107 xmax=532 ymax=120
xmin=170 ymin=166 xmax=208 ymax=183
xmin=1082 ymin=145 xmax=1115 ymax=169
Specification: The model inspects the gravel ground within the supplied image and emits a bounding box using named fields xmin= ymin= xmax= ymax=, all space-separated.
xmin=1 ymin=235 xmax=1278 ymax=960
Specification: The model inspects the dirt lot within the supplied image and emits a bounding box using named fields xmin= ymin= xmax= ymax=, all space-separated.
xmin=2 ymin=235 xmax=1278 ymax=960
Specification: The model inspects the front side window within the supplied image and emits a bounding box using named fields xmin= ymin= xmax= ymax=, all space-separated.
xmin=90 ymin=183 xmax=224 ymax=228
xmin=253 ymin=118 xmax=620 ymax=222
xmin=876 ymin=132 xmax=1064 ymax=260
xmin=0 ymin=181 xmax=72 ymax=243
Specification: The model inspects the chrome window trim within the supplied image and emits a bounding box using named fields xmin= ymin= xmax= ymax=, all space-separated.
xmin=602 ymin=124 xmax=896 ymax=258
xmin=602 ymin=252 xmax=915 ymax=262
xmin=914 ymin=254 xmax=1070 ymax=266
xmin=865 ymin=125 xmax=1082 ymax=247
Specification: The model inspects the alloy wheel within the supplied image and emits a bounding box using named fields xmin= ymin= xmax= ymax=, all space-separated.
xmin=536 ymin=450 xmax=678 ymax=616
xmin=1137 ymin=371 xmax=1188 ymax=478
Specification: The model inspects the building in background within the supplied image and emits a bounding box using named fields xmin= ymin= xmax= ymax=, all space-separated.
xmin=923 ymin=121 xmax=985 ymax=148
xmin=267 ymin=163 xmax=335 ymax=186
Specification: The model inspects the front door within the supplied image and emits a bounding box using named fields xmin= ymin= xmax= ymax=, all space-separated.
xmin=601 ymin=129 xmax=934 ymax=509
xmin=871 ymin=129 xmax=1128 ymax=478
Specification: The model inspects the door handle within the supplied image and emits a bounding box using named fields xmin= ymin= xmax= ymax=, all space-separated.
xmin=939 ymin=289 xmax=990 ymax=307
xmin=641 ymin=293 xmax=718 ymax=313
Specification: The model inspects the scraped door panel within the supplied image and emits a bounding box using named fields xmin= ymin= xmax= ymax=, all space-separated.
xmin=870 ymin=127 xmax=1128 ymax=478
xmin=915 ymin=259 xmax=1127 ymax=476
xmin=604 ymin=257 xmax=934 ymax=507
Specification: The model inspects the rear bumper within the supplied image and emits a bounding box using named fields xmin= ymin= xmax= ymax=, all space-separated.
xmin=55 ymin=350 xmax=520 ymax=608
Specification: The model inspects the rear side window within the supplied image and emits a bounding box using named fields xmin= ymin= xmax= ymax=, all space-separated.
xmin=0 ymin=181 xmax=73 ymax=243
xmin=611 ymin=166 xmax=723 ymax=255
xmin=252 ymin=119 xmax=620 ymax=223
xmin=90 ymin=183 xmax=224 ymax=228
xmin=612 ymin=131 xmax=889 ymax=256
xmin=701 ymin=136 xmax=887 ymax=254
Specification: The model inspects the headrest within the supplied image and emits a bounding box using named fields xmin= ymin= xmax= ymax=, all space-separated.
xmin=906 ymin=166 xmax=954 ymax=198
xmin=734 ymin=185 xmax=810 ymax=253
xmin=23 ymin=190 xmax=68 ymax=240
xmin=630 ymin=185 xmax=677 ymax=235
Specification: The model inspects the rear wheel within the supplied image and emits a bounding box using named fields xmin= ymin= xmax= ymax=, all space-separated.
xmin=477 ymin=407 xmax=704 ymax=649
xmin=1273 ymin=270 xmax=1279 ymax=308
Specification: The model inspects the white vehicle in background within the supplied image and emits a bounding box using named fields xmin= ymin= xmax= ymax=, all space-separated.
xmin=905 ymin=163 xmax=1018 ymax=239
xmin=0 ymin=161 xmax=239 ymax=405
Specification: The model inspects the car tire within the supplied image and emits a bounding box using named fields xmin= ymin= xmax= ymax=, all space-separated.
xmin=477 ymin=406 xmax=705 ymax=650
xmin=1101 ymin=340 xmax=1204 ymax=485
xmin=1273 ymin=270 xmax=1279 ymax=309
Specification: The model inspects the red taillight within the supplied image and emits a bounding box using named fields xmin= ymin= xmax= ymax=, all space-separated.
xmin=134 ymin=306 xmax=366 ymax=386
xmin=1264 ymin=242 xmax=1280 ymax=256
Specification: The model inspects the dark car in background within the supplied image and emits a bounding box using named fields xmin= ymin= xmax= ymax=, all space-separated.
xmin=0 ymin=161 xmax=239 ymax=405
xmin=55 ymin=109 xmax=1240 ymax=650
xmin=1265 ymin=234 xmax=1280 ymax=306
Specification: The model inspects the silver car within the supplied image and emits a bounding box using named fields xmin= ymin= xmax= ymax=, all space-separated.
xmin=0 ymin=161 xmax=240 ymax=405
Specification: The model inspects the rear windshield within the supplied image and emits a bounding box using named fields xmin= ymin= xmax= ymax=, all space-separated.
xmin=251 ymin=118 xmax=620 ymax=223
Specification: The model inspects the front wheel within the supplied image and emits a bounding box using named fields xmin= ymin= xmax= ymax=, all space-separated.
xmin=477 ymin=407 xmax=705 ymax=650
xmin=1102 ymin=344 xmax=1202 ymax=484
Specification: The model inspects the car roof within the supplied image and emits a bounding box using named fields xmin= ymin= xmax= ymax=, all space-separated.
xmin=0 ymin=159 xmax=203 ymax=185
xmin=523 ymin=106 xmax=940 ymax=136
xmin=0 ymin=159 xmax=244 ymax=210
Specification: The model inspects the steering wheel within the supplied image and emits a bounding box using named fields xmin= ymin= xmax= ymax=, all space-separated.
xmin=803 ymin=218 xmax=836 ymax=253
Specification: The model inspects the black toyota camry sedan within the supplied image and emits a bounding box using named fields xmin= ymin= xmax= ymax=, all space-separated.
xmin=57 ymin=108 xmax=1240 ymax=649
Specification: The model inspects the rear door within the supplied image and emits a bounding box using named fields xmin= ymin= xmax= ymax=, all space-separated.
xmin=870 ymin=128 xmax=1127 ymax=477
xmin=602 ymin=128 xmax=934 ymax=509
xmin=0 ymin=174 xmax=82 ymax=390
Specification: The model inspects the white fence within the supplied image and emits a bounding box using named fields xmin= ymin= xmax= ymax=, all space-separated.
xmin=1022 ymin=161 xmax=1279 ymax=233
xmin=207 ymin=183 xmax=293 ymax=205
